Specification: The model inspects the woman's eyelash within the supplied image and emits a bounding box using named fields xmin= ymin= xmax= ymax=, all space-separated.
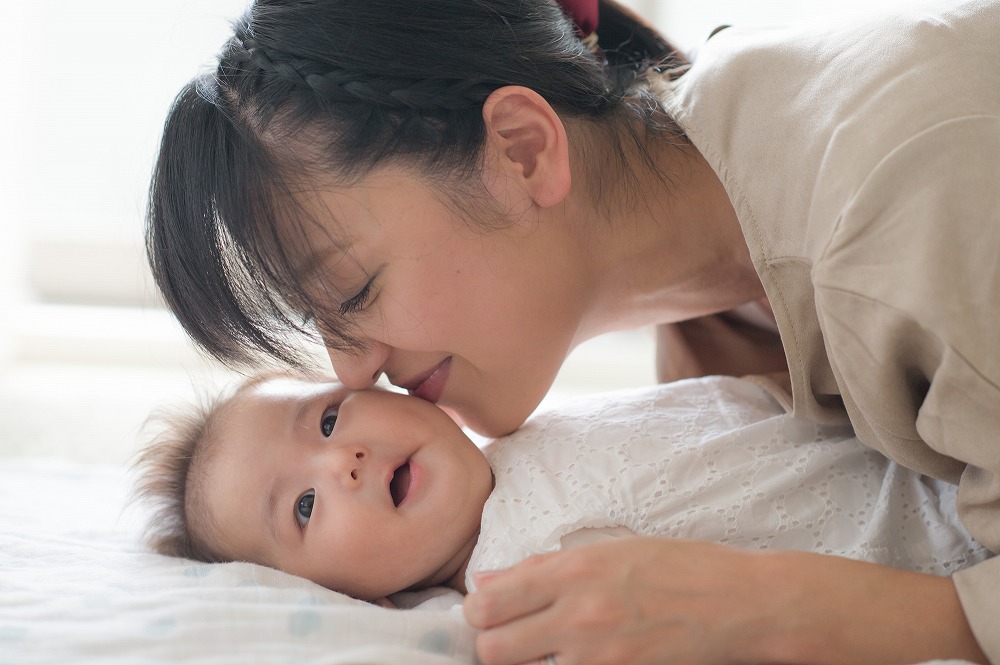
xmin=339 ymin=278 xmax=375 ymax=315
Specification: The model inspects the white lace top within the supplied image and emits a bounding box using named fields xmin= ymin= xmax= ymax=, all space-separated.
xmin=466 ymin=377 xmax=989 ymax=591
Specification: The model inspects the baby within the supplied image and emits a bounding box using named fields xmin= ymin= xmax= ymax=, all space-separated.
xmin=135 ymin=372 xmax=491 ymax=602
xmin=134 ymin=372 xmax=988 ymax=605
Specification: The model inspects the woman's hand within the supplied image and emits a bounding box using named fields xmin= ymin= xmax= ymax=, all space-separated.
xmin=462 ymin=537 xmax=987 ymax=665
xmin=464 ymin=538 xmax=776 ymax=665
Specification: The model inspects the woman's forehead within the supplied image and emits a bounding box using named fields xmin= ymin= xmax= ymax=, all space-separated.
xmin=280 ymin=199 xmax=358 ymax=266
xmin=282 ymin=169 xmax=451 ymax=284
xmin=279 ymin=181 xmax=400 ymax=279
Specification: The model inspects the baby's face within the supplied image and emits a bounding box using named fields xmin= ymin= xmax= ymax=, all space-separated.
xmin=198 ymin=377 xmax=493 ymax=600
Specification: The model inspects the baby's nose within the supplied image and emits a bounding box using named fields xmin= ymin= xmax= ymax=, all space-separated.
xmin=331 ymin=446 xmax=369 ymax=487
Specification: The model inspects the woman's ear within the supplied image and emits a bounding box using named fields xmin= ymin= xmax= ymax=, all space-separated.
xmin=480 ymin=86 xmax=572 ymax=210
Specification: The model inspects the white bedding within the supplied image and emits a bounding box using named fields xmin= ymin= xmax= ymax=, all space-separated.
xmin=0 ymin=456 xmax=985 ymax=665
xmin=0 ymin=458 xmax=473 ymax=664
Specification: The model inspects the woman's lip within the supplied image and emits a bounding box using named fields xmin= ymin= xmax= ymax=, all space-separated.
xmin=405 ymin=357 xmax=452 ymax=404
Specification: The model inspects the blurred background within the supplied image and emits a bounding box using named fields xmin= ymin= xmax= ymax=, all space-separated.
xmin=0 ymin=0 xmax=906 ymax=466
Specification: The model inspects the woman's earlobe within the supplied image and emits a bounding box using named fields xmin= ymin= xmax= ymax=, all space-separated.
xmin=481 ymin=86 xmax=572 ymax=209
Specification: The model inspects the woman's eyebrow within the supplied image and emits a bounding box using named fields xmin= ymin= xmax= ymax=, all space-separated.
xmin=290 ymin=220 xmax=359 ymax=284
xmin=293 ymin=247 xmax=330 ymax=283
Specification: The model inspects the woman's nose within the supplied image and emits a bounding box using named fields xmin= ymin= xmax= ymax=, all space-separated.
xmin=327 ymin=340 xmax=389 ymax=389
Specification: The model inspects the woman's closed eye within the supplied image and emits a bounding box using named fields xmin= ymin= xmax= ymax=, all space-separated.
xmin=296 ymin=489 xmax=315 ymax=528
xmin=339 ymin=275 xmax=377 ymax=315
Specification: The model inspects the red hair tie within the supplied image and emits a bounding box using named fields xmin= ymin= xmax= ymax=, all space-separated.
xmin=556 ymin=0 xmax=599 ymax=38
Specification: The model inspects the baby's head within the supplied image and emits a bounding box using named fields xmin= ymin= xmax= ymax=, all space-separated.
xmin=133 ymin=372 xmax=493 ymax=601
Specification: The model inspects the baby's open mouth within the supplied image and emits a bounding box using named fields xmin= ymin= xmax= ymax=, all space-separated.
xmin=390 ymin=462 xmax=411 ymax=507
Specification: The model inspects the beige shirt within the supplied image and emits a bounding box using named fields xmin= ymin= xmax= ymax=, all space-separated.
xmin=667 ymin=0 xmax=1000 ymax=658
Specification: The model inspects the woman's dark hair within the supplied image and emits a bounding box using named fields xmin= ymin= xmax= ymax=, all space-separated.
xmin=146 ymin=0 xmax=687 ymax=368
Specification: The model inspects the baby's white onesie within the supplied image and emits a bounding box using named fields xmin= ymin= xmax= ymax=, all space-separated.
xmin=465 ymin=376 xmax=989 ymax=590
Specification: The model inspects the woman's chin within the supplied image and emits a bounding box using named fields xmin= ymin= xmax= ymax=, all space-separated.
xmin=461 ymin=409 xmax=528 ymax=439
xmin=439 ymin=405 xmax=465 ymax=427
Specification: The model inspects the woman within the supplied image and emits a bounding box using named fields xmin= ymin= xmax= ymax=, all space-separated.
xmin=145 ymin=0 xmax=999 ymax=662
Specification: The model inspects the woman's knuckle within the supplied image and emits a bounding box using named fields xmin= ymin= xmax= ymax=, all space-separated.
xmin=574 ymin=595 xmax=619 ymax=630
xmin=522 ymin=551 xmax=554 ymax=569
xmin=560 ymin=551 xmax=598 ymax=580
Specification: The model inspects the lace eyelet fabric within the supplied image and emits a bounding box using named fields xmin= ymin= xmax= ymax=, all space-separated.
xmin=466 ymin=376 xmax=990 ymax=590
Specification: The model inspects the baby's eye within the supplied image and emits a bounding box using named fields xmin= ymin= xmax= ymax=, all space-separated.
xmin=321 ymin=411 xmax=338 ymax=437
xmin=296 ymin=490 xmax=315 ymax=527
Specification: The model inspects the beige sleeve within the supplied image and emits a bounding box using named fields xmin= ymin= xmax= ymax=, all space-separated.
xmin=812 ymin=116 xmax=1000 ymax=661
xmin=954 ymin=557 xmax=1000 ymax=662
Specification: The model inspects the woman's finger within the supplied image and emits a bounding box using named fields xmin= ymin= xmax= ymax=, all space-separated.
xmin=471 ymin=601 xmax=563 ymax=665
xmin=464 ymin=554 xmax=559 ymax=629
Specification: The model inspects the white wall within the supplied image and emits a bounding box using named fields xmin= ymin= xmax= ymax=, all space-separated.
xmin=1 ymin=1 xmax=251 ymax=464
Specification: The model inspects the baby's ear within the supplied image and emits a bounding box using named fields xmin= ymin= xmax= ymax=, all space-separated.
xmin=371 ymin=597 xmax=397 ymax=609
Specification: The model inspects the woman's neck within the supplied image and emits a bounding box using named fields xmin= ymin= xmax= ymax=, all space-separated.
xmin=568 ymin=136 xmax=765 ymax=341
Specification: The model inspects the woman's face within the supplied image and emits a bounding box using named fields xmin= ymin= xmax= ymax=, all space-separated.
xmin=292 ymin=166 xmax=587 ymax=436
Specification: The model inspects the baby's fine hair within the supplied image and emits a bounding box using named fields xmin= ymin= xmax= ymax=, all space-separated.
xmin=146 ymin=0 xmax=687 ymax=372
xmin=131 ymin=387 xmax=238 ymax=564
xmin=132 ymin=371 xmax=304 ymax=563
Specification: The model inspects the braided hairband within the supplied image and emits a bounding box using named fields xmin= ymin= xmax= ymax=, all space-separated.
xmin=237 ymin=1 xmax=602 ymax=107
xmin=239 ymin=38 xmax=491 ymax=111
